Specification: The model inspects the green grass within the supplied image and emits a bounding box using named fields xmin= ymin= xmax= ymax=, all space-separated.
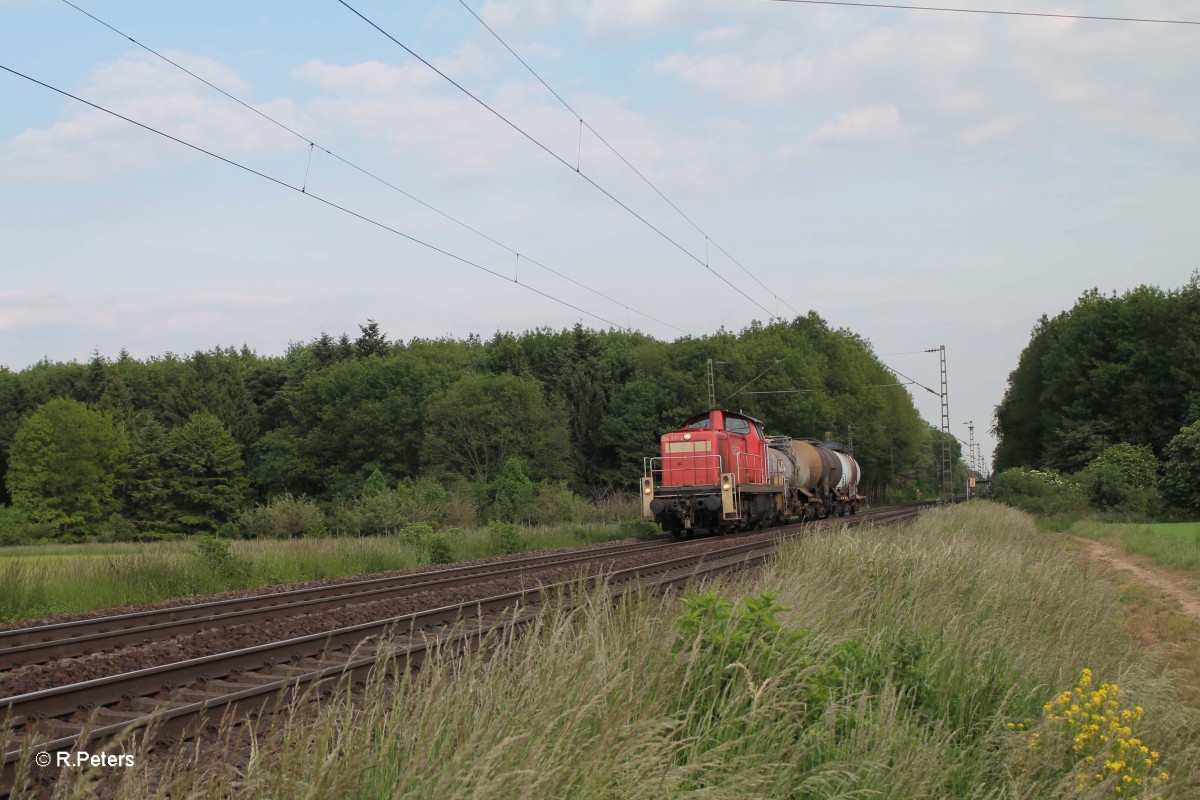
xmin=1068 ymin=519 xmax=1200 ymax=575
xmin=0 ymin=542 xmax=161 ymax=560
xmin=68 ymin=501 xmax=1200 ymax=800
xmin=0 ymin=523 xmax=633 ymax=623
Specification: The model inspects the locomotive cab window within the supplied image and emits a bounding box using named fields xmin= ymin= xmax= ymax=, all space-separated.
xmin=726 ymin=417 xmax=750 ymax=435
xmin=686 ymin=418 xmax=711 ymax=430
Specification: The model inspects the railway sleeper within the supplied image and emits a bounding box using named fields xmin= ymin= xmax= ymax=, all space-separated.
xmin=92 ymin=708 xmax=145 ymax=724
xmin=169 ymin=688 xmax=222 ymax=703
xmin=268 ymin=663 xmax=325 ymax=676
xmin=200 ymin=678 xmax=272 ymax=693
xmin=29 ymin=721 xmax=80 ymax=740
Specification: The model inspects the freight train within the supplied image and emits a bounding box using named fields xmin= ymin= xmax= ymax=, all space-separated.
xmin=640 ymin=409 xmax=863 ymax=538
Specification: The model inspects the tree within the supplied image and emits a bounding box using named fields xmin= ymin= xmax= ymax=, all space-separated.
xmin=0 ymin=367 xmax=29 ymax=504
xmin=159 ymin=349 xmax=260 ymax=448
xmin=1080 ymin=443 xmax=1160 ymax=515
xmin=165 ymin=412 xmax=250 ymax=530
xmin=120 ymin=413 xmax=175 ymax=529
xmin=354 ymin=319 xmax=389 ymax=359
xmin=254 ymin=352 xmax=438 ymax=497
xmin=421 ymin=372 xmax=572 ymax=483
xmin=1162 ymin=421 xmax=1200 ymax=513
xmin=492 ymin=456 xmax=535 ymax=523
xmin=7 ymin=398 xmax=129 ymax=527
xmin=994 ymin=280 xmax=1200 ymax=471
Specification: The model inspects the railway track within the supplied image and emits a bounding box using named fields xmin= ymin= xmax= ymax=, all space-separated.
xmin=1 ymin=503 xmax=927 ymax=797
xmin=0 ymin=537 xmax=679 ymax=670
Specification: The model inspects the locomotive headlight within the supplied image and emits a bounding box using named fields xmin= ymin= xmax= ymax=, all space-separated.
xmin=683 ymin=433 xmax=692 ymax=440
xmin=643 ymin=486 xmax=652 ymax=495
xmin=721 ymin=476 xmax=731 ymax=487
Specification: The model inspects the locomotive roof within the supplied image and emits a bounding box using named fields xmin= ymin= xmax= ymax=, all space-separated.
xmin=682 ymin=409 xmax=766 ymax=426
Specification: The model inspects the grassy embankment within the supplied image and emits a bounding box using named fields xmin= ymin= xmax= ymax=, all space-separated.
xmin=72 ymin=502 xmax=1200 ymax=800
xmin=0 ymin=523 xmax=633 ymax=623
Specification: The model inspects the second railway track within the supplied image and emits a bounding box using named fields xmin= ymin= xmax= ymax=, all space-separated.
xmin=1 ymin=503 xmax=928 ymax=798
xmin=0 ymin=536 xmax=677 ymax=670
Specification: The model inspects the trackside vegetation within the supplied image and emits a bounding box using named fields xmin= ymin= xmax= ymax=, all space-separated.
xmin=65 ymin=503 xmax=1200 ymax=800
xmin=0 ymin=521 xmax=634 ymax=622
xmin=991 ymin=276 xmax=1200 ymax=520
xmin=0 ymin=315 xmax=967 ymax=544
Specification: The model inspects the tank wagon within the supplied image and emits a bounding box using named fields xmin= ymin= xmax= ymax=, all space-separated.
xmin=640 ymin=409 xmax=863 ymax=538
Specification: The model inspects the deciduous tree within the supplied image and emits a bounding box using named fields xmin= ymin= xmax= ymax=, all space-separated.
xmin=8 ymin=398 xmax=129 ymax=527
xmin=165 ymin=412 xmax=250 ymax=530
xmin=1162 ymin=421 xmax=1200 ymax=512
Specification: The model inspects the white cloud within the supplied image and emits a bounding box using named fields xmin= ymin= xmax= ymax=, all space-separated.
xmin=480 ymin=0 xmax=583 ymax=29
xmin=809 ymin=105 xmax=916 ymax=145
xmin=695 ymin=25 xmax=747 ymax=46
xmin=653 ymin=8 xmax=1200 ymax=151
xmin=0 ymin=52 xmax=304 ymax=180
xmin=580 ymin=0 xmax=736 ymax=35
xmin=293 ymin=59 xmax=434 ymax=94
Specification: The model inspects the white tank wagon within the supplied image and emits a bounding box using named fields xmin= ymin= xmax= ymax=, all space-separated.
xmin=766 ymin=436 xmax=863 ymax=522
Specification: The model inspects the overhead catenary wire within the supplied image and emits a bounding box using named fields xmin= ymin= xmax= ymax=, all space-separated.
xmin=879 ymin=363 xmax=940 ymax=396
xmin=764 ymin=0 xmax=1200 ymax=26
xmin=336 ymin=0 xmax=779 ymax=322
xmin=57 ymin=0 xmax=690 ymax=338
xmin=0 ymin=63 xmax=632 ymax=333
xmin=456 ymin=0 xmax=801 ymax=319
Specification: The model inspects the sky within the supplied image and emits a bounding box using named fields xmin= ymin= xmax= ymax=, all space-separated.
xmin=2 ymin=0 xmax=1199 ymax=472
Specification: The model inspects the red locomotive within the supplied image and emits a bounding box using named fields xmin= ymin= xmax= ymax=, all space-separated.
xmin=640 ymin=409 xmax=863 ymax=537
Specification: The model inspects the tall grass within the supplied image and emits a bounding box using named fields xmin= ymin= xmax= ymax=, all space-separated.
xmin=0 ymin=523 xmax=632 ymax=623
xmin=78 ymin=501 xmax=1200 ymax=799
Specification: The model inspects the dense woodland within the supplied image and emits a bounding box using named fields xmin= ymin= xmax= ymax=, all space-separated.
xmin=992 ymin=274 xmax=1200 ymax=515
xmin=0 ymin=314 xmax=963 ymax=541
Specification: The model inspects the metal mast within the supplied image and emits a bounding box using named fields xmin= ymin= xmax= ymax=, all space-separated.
xmin=939 ymin=345 xmax=951 ymax=498
xmin=964 ymin=419 xmax=977 ymax=497
xmin=707 ymin=358 xmax=717 ymax=410
xmin=963 ymin=421 xmax=976 ymax=474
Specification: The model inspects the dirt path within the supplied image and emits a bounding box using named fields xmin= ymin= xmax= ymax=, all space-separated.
xmin=1075 ymin=536 xmax=1200 ymax=622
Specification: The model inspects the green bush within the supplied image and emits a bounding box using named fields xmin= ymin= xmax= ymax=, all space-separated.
xmin=191 ymin=534 xmax=248 ymax=582
xmin=991 ymin=467 xmax=1088 ymax=516
xmin=96 ymin=512 xmax=139 ymax=542
xmin=492 ymin=457 xmax=536 ymax=524
xmin=397 ymin=522 xmax=454 ymax=564
xmin=488 ymin=521 xmax=525 ymax=554
xmin=398 ymin=477 xmax=450 ymax=525
xmin=0 ymin=506 xmax=59 ymax=546
xmin=398 ymin=522 xmax=436 ymax=546
xmin=357 ymin=488 xmax=410 ymax=536
xmin=424 ymin=532 xmax=454 ymax=565
xmin=1163 ymin=420 xmax=1200 ymax=513
xmin=1079 ymin=443 xmax=1162 ymax=517
xmin=238 ymin=492 xmax=327 ymax=538
xmin=528 ymin=481 xmax=587 ymax=526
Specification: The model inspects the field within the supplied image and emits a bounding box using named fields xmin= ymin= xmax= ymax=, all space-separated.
xmin=0 ymin=523 xmax=632 ymax=623
xmin=1065 ymin=520 xmax=1200 ymax=575
xmin=77 ymin=502 xmax=1200 ymax=799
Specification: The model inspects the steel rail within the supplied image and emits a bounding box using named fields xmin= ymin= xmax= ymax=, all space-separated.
xmin=0 ymin=538 xmax=679 ymax=669
xmin=0 ymin=532 xmax=793 ymax=794
xmin=1 ymin=503 xmax=926 ymax=796
xmin=0 ymin=534 xmax=783 ymax=724
xmin=0 ymin=505 xmax=926 ymax=670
